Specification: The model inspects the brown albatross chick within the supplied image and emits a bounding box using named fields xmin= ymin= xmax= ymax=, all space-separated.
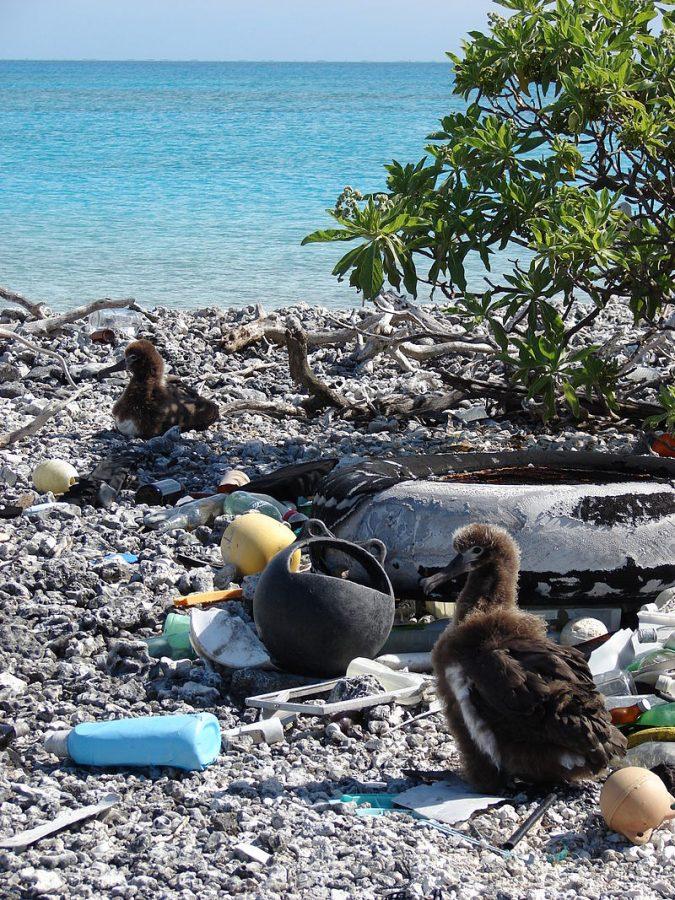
xmin=423 ymin=524 xmax=626 ymax=791
xmin=110 ymin=340 xmax=219 ymax=439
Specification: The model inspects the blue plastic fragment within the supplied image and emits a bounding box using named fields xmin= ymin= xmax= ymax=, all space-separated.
xmin=339 ymin=794 xmax=401 ymax=816
xmin=102 ymin=552 xmax=139 ymax=564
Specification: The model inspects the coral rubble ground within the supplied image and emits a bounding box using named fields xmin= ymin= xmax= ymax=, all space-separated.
xmin=0 ymin=302 xmax=671 ymax=899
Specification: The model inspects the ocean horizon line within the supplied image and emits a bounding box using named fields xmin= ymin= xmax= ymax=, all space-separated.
xmin=0 ymin=57 xmax=449 ymax=65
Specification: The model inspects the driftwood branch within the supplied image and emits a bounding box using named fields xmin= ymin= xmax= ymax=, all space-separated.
xmin=0 ymin=327 xmax=77 ymax=388
xmin=378 ymin=390 xmax=464 ymax=419
xmin=23 ymin=297 xmax=146 ymax=335
xmin=400 ymin=339 xmax=495 ymax=360
xmin=221 ymin=313 xmax=386 ymax=354
xmin=0 ymin=386 xmax=86 ymax=449
xmin=219 ymin=399 xmax=307 ymax=419
xmin=285 ymin=326 xmax=350 ymax=412
xmin=0 ymin=285 xmax=49 ymax=320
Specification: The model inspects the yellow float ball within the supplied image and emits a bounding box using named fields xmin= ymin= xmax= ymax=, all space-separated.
xmin=221 ymin=511 xmax=300 ymax=576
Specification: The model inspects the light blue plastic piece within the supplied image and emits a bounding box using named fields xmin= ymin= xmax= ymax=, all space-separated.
xmin=59 ymin=713 xmax=221 ymax=771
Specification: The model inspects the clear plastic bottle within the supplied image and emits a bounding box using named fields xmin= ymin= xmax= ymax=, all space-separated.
xmin=625 ymin=741 xmax=675 ymax=769
xmin=593 ymin=669 xmax=636 ymax=697
xmin=223 ymin=491 xmax=293 ymax=521
xmin=627 ymin=648 xmax=675 ymax=686
xmin=143 ymin=494 xmax=227 ymax=532
xmin=656 ymin=674 xmax=675 ymax=701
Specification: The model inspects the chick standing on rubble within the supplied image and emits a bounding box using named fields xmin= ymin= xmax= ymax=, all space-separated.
xmin=423 ymin=524 xmax=626 ymax=790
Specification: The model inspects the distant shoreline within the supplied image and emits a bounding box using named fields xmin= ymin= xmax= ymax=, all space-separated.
xmin=0 ymin=58 xmax=450 ymax=65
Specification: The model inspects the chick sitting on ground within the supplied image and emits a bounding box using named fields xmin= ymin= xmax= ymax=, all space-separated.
xmin=105 ymin=340 xmax=219 ymax=439
xmin=422 ymin=523 xmax=626 ymax=790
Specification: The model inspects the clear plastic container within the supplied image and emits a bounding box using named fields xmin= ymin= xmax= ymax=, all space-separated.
xmin=88 ymin=308 xmax=144 ymax=337
xmin=627 ymin=648 xmax=675 ymax=686
xmin=593 ymin=669 xmax=636 ymax=697
xmin=144 ymin=494 xmax=226 ymax=532
xmin=223 ymin=491 xmax=293 ymax=521
xmin=624 ymin=740 xmax=675 ymax=770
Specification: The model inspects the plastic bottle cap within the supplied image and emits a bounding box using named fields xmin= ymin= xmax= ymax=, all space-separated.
xmin=44 ymin=729 xmax=71 ymax=759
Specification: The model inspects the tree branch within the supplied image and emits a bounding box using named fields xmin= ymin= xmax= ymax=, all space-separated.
xmin=0 ymin=285 xmax=49 ymax=319
xmin=0 ymin=326 xmax=77 ymax=387
xmin=0 ymin=386 xmax=86 ymax=448
xmin=285 ymin=326 xmax=350 ymax=411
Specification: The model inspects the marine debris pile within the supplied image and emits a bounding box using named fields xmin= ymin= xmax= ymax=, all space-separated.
xmin=0 ymin=295 xmax=674 ymax=898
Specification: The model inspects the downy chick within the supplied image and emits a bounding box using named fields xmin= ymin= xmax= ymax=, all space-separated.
xmin=424 ymin=523 xmax=626 ymax=790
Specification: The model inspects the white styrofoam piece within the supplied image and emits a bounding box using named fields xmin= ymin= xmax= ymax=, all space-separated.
xmin=190 ymin=607 xmax=271 ymax=670
xmin=588 ymin=628 xmax=635 ymax=676
xmin=393 ymin=775 xmax=505 ymax=825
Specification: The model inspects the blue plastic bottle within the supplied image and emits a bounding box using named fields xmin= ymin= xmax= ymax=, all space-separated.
xmin=45 ymin=713 xmax=221 ymax=771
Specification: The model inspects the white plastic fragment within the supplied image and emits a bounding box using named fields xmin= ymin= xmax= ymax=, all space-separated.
xmin=234 ymin=842 xmax=271 ymax=865
xmin=393 ymin=774 xmax=506 ymax=826
xmin=0 ymin=793 xmax=120 ymax=851
xmin=588 ymin=628 xmax=635 ymax=677
xmin=190 ymin=606 xmax=271 ymax=669
xmin=223 ymin=718 xmax=285 ymax=746
xmin=246 ymin=657 xmax=429 ymax=717
xmin=375 ymin=652 xmax=433 ymax=672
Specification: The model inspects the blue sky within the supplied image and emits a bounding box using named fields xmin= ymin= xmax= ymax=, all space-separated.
xmin=1 ymin=0 xmax=495 ymax=61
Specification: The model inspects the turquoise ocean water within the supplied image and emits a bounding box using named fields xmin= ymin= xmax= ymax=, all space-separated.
xmin=0 ymin=61 xmax=502 ymax=311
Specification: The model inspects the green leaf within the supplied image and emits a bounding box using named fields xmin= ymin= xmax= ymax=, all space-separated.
xmin=490 ymin=318 xmax=509 ymax=352
xmin=332 ymin=244 xmax=367 ymax=279
xmin=358 ymin=243 xmax=384 ymax=300
xmin=562 ymin=381 xmax=581 ymax=418
xmin=302 ymin=229 xmax=358 ymax=246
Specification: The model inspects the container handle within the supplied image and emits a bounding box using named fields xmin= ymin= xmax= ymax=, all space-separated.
xmin=282 ymin=536 xmax=393 ymax=597
xmin=300 ymin=518 xmax=334 ymax=539
xmin=356 ymin=539 xmax=387 ymax=567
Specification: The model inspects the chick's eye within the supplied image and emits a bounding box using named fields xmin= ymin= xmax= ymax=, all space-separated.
xmin=470 ymin=546 xmax=483 ymax=556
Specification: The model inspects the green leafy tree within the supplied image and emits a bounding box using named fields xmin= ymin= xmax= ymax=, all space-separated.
xmin=303 ymin=0 xmax=675 ymax=419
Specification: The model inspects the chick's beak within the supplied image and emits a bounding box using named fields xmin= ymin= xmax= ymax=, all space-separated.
xmin=420 ymin=552 xmax=469 ymax=596
xmin=95 ymin=357 xmax=127 ymax=380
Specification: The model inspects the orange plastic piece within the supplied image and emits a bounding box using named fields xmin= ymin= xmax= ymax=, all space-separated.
xmin=652 ymin=434 xmax=675 ymax=458
xmin=600 ymin=767 xmax=675 ymax=845
xmin=173 ymin=588 xmax=243 ymax=608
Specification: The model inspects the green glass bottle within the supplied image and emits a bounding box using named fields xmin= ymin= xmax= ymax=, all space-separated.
xmin=636 ymin=701 xmax=675 ymax=728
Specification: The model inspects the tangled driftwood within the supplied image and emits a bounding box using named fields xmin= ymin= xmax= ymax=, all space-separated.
xmin=0 ymin=285 xmax=150 ymax=446
xmin=0 ymin=284 xmax=669 ymax=445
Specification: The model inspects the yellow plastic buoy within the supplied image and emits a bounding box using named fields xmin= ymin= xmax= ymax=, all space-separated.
xmin=32 ymin=459 xmax=79 ymax=495
xmin=221 ymin=512 xmax=300 ymax=576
